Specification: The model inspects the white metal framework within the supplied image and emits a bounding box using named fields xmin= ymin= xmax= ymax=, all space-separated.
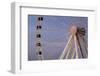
xmin=60 ymin=26 xmax=88 ymax=59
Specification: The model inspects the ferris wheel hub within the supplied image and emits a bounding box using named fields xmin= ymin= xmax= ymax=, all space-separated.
xmin=70 ymin=25 xmax=77 ymax=35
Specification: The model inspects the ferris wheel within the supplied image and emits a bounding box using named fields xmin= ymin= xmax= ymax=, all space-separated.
xmin=60 ymin=25 xmax=88 ymax=59
xmin=35 ymin=16 xmax=87 ymax=60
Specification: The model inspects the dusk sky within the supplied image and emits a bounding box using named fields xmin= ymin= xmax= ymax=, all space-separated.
xmin=28 ymin=15 xmax=88 ymax=61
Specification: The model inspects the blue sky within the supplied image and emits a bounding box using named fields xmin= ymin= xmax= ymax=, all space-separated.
xmin=28 ymin=15 xmax=88 ymax=60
